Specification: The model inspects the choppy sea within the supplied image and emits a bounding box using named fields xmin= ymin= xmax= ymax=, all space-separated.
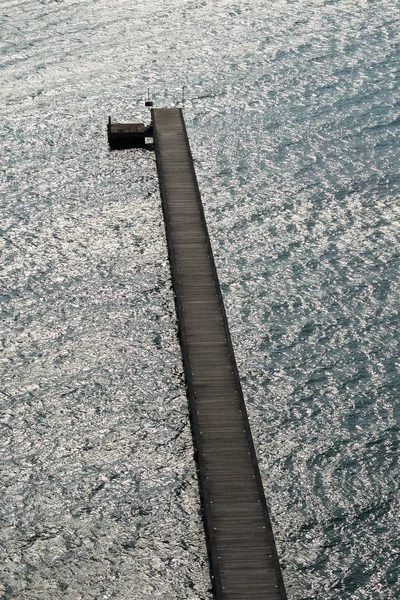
xmin=1 ymin=0 xmax=399 ymax=598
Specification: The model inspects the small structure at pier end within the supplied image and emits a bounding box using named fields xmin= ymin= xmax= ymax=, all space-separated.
xmin=108 ymin=90 xmax=154 ymax=149
xmin=107 ymin=116 xmax=153 ymax=149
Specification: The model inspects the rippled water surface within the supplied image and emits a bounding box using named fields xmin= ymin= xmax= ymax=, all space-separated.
xmin=1 ymin=0 xmax=399 ymax=598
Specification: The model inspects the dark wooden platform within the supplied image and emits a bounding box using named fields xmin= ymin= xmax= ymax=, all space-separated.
xmin=152 ymin=108 xmax=287 ymax=600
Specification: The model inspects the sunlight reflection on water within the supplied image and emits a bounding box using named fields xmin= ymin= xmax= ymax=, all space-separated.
xmin=1 ymin=0 xmax=399 ymax=597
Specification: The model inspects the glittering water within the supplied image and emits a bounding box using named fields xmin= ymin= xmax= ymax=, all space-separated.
xmin=1 ymin=0 xmax=399 ymax=598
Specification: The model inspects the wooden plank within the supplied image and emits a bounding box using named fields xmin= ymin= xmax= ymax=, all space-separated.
xmin=153 ymin=107 xmax=287 ymax=600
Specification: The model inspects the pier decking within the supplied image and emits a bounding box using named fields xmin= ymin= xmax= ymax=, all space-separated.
xmin=152 ymin=107 xmax=286 ymax=600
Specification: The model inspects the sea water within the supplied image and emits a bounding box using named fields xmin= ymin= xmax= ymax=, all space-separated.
xmin=1 ymin=0 xmax=399 ymax=598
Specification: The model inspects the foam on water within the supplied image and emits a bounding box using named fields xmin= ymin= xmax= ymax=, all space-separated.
xmin=1 ymin=0 xmax=399 ymax=598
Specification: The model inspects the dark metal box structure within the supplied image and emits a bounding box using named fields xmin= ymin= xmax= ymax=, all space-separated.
xmin=107 ymin=118 xmax=153 ymax=148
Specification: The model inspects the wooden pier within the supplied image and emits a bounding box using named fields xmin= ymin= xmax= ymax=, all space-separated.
xmin=152 ymin=108 xmax=287 ymax=600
